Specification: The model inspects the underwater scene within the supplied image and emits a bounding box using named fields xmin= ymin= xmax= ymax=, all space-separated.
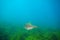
xmin=0 ymin=0 xmax=60 ymax=40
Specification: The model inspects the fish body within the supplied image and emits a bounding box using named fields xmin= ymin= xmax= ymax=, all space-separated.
xmin=25 ymin=23 xmax=37 ymax=30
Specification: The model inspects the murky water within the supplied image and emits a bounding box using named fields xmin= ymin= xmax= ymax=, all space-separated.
xmin=0 ymin=0 xmax=60 ymax=40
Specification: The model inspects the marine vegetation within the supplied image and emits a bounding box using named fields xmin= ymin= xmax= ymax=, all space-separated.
xmin=0 ymin=22 xmax=60 ymax=40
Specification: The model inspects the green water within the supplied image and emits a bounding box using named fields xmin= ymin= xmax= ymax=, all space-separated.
xmin=0 ymin=0 xmax=60 ymax=40
xmin=0 ymin=22 xmax=60 ymax=40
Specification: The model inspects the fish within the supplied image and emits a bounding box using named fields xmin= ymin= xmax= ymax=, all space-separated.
xmin=24 ymin=23 xmax=37 ymax=30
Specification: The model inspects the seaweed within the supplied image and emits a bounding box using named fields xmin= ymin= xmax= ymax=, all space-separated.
xmin=19 ymin=33 xmax=29 ymax=40
xmin=0 ymin=27 xmax=9 ymax=40
xmin=48 ymin=34 xmax=58 ymax=40
xmin=0 ymin=22 xmax=60 ymax=40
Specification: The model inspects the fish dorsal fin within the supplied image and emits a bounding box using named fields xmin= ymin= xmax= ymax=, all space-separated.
xmin=25 ymin=22 xmax=32 ymax=27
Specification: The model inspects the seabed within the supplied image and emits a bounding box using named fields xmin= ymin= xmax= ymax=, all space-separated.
xmin=0 ymin=22 xmax=60 ymax=40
